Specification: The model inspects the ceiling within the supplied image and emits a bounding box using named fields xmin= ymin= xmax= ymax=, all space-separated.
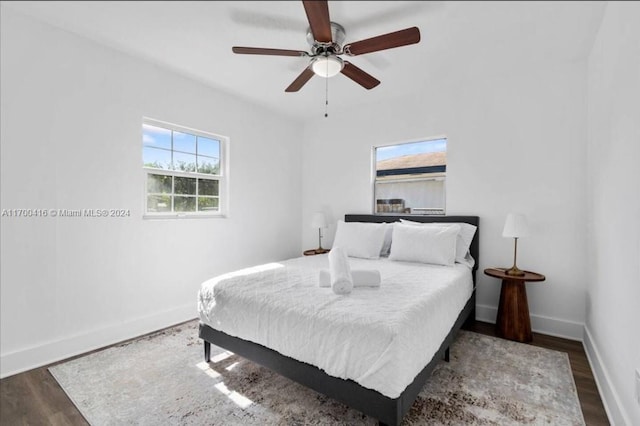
xmin=3 ymin=1 xmax=606 ymax=120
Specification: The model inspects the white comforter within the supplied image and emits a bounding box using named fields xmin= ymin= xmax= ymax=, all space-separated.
xmin=198 ymin=255 xmax=473 ymax=398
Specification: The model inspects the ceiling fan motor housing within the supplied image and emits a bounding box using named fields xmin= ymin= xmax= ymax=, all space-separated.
xmin=307 ymin=22 xmax=346 ymax=55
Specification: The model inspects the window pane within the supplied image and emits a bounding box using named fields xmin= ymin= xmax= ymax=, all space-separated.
xmin=147 ymin=195 xmax=171 ymax=212
xmin=198 ymin=197 xmax=219 ymax=212
xmin=375 ymin=179 xmax=445 ymax=214
xmin=173 ymin=131 xmax=196 ymax=154
xmin=198 ymin=179 xmax=219 ymax=196
xmin=147 ymin=174 xmax=172 ymax=194
xmin=142 ymin=120 xmax=227 ymax=216
xmin=175 ymin=196 xmax=196 ymax=212
xmin=376 ymin=139 xmax=447 ymax=162
xmin=375 ymin=138 xmax=446 ymax=215
xmin=174 ymin=176 xmax=196 ymax=195
xmin=198 ymin=137 xmax=220 ymax=158
xmin=173 ymin=152 xmax=197 ymax=172
xmin=143 ymin=147 xmax=172 ymax=169
xmin=197 ymin=156 xmax=220 ymax=175
xmin=143 ymin=124 xmax=171 ymax=149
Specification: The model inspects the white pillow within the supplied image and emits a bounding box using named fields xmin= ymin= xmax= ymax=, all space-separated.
xmin=380 ymin=222 xmax=394 ymax=256
xmin=332 ymin=220 xmax=387 ymax=259
xmin=399 ymin=219 xmax=476 ymax=265
xmin=389 ymin=223 xmax=458 ymax=266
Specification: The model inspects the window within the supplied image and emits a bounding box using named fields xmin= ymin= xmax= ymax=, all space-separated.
xmin=373 ymin=137 xmax=446 ymax=215
xmin=142 ymin=119 xmax=227 ymax=217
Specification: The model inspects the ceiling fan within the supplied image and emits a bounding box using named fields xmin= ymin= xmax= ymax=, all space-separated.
xmin=232 ymin=1 xmax=421 ymax=92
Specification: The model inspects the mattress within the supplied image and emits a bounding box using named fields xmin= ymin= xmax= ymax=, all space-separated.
xmin=198 ymin=255 xmax=473 ymax=398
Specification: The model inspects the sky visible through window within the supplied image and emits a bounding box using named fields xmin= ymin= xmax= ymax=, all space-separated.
xmin=376 ymin=138 xmax=446 ymax=162
xmin=143 ymin=123 xmax=220 ymax=173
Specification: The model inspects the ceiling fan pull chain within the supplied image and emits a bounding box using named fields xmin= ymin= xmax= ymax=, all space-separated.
xmin=324 ymin=57 xmax=329 ymax=118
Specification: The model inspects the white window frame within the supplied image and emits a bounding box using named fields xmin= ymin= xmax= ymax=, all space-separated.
xmin=142 ymin=118 xmax=229 ymax=219
xmin=371 ymin=136 xmax=447 ymax=216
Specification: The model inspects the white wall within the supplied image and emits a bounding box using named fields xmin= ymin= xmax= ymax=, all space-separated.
xmin=0 ymin=8 xmax=302 ymax=378
xmin=301 ymin=61 xmax=588 ymax=340
xmin=586 ymin=2 xmax=640 ymax=424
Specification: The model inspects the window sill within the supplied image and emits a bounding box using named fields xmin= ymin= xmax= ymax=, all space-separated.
xmin=143 ymin=213 xmax=227 ymax=220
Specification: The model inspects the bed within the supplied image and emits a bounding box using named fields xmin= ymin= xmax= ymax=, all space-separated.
xmin=198 ymin=214 xmax=479 ymax=425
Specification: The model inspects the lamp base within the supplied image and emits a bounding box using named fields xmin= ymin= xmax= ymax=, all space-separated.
xmin=505 ymin=266 xmax=525 ymax=276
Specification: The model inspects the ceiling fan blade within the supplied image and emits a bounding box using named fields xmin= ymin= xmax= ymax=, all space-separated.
xmin=344 ymin=27 xmax=420 ymax=56
xmin=341 ymin=62 xmax=380 ymax=90
xmin=232 ymin=47 xmax=307 ymax=57
xmin=302 ymin=0 xmax=332 ymax=43
xmin=285 ymin=67 xmax=315 ymax=92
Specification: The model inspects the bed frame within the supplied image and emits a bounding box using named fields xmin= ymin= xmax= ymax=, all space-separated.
xmin=199 ymin=214 xmax=479 ymax=426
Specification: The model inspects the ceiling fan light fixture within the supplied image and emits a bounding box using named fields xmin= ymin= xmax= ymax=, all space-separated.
xmin=311 ymin=55 xmax=343 ymax=78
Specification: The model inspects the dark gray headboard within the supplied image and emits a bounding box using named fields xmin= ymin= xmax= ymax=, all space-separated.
xmin=344 ymin=214 xmax=480 ymax=274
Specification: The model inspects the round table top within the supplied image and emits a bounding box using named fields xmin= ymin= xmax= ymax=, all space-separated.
xmin=484 ymin=267 xmax=546 ymax=282
xmin=303 ymin=248 xmax=330 ymax=256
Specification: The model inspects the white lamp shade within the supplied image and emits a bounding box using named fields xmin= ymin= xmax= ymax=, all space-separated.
xmin=311 ymin=56 xmax=343 ymax=78
xmin=502 ymin=213 xmax=530 ymax=238
xmin=311 ymin=212 xmax=327 ymax=229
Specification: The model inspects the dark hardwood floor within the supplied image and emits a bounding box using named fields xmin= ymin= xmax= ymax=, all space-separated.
xmin=0 ymin=320 xmax=609 ymax=425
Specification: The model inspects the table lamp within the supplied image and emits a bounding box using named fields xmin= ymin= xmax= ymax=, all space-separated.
xmin=502 ymin=213 xmax=529 ymax=276
xmin=311 ymin=212 xmax=327 ymax=251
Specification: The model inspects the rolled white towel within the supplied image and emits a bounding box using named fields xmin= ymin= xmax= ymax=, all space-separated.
xmin=319 ymin=269 xmax=381 ymax=288
xmin=328 ymin=247 xmax=353 ymax=295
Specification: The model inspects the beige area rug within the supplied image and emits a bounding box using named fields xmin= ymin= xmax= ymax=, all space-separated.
xmin=49 ymin=320 xmax=585 ymax=425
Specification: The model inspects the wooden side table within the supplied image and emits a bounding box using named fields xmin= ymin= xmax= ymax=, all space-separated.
xmin=484 ymin=268 xmax=545 ymax=343
xmin=303 ymin=248 xmax=330 ymax=256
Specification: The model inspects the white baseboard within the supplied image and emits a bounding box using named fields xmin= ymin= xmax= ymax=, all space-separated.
xmin=583 ymin=326 xmax=631 ymax=426
xmin=0 ymin=303 xmax=196 ymax=379
xmin=475 ymin=303 xmax=584 ymax=341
